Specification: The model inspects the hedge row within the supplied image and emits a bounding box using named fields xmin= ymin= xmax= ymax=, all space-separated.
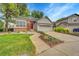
xmin=54 ymin=27 xmax=69 ymax=33
xmin=0 ymin=28 xmax=14 ymax=32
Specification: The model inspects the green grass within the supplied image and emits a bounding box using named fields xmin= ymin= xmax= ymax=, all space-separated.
xmin=0 ymin=34 xmax=35 ymax=56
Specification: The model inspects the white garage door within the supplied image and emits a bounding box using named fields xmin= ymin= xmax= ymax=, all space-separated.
xmin=37 ymin=25 xmax=52 ymax=32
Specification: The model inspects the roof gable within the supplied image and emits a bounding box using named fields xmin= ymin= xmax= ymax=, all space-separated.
xmin=37 ymin=17 xmax=52 ymax=24
xmin=13 ymin=17 xmax=36 ymax=21
xmin=57 ymin=13 xmax=79 ymax=22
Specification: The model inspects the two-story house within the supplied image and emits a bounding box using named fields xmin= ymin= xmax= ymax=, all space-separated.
xmin=56 ymin=14 xmax=79 ymax=32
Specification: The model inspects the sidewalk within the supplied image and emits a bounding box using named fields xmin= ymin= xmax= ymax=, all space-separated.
xmin=30 ymin=32 xmax=50 ymax=54
xmin=39 ymin=42 xmax=79 ymax=56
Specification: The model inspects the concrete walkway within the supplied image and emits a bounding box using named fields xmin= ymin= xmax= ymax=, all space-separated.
xmin=38 ymin=32 xmax=79 ymax=56
xmin=30 ymin=32 xmax=50 ymax=55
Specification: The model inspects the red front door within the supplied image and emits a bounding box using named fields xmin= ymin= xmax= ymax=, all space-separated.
xmin=27 ymin=20 xmax=35 ymax=30
xmin=30 ymin=21 xmax=33 ymax=29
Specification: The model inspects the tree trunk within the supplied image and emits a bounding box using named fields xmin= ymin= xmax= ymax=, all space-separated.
xmin=5 ymin=18 xmax=8 ymax=32
xmin=4 ymin=9 xmax=10 ymax=32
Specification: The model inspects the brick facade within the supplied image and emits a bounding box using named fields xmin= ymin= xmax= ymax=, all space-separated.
xmin=14 ymin=18 xmax=35 ymax=32
xmin=14 ymin=27 xmax=27 ymax=32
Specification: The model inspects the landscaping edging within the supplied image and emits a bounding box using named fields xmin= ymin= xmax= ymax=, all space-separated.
xmin=54 ymin=31 xmax=79 ymax=37
xmin=30 ymin=32 xmax=50 ymax=55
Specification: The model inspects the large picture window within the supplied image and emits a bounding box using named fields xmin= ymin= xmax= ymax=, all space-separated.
xmin=16 ymin=20 xmax=26 ymax=27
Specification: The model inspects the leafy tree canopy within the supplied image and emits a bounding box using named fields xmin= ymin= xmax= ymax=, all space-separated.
xmin=31 ymin=10 xmax=44 ymax=19
xmin=0 ymin=3 xmax=30 ymax=31
xmin=16 ymin=3 xmax=30 ymax=17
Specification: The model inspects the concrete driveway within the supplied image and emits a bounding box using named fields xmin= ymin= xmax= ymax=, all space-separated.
xmin=38 ymin=32 xmax=79 ymax=56
xmin=46 ymin=32 xmax=79 ymax=42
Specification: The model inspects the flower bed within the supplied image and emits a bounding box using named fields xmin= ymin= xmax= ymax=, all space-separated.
xmin=38 ymin=31 xmax=64 ymax=47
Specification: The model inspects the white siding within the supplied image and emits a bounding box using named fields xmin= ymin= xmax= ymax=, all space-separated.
xmin=67 ymin=15 xmax=79 ymax=32
xmin=67 ymin=25 xmax=79 ymax=32
xmin=57 ymin=15 xmax=79 ymax=33
xmin=8 ymin=23 xmax=15 ymax=28
xmin=68 ymin=15 xmax=79 ymax=23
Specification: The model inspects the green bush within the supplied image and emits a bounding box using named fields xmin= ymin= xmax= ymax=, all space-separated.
xmin=47 ymin=35 xmax=53 ymax=41
xmin=0 ymin=29 xmax=3 ymax=32
xmin=54 ymin=26 xmax=69 ymax=33
xmin=8 ymin=28 xmax=14 ymax=32
xmin=64 ymin=28 xmax=69 ymax=33
xmin=0 ymin=20 xmax=4 ymax=32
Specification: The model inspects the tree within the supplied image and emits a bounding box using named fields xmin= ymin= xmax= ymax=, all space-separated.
xmin=31 ymin=10 xmax=44 ymax=19
xmin=16 ymin=3 xmax=30 ymax=17
xmin=0 ymin=3 xmax=30 ymax=32
xmin=0 ymin=3 xmax=19 ymax=32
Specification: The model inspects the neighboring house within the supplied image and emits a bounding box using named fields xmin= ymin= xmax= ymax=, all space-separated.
xmin=1 ymin=20 xmax=15 ymax=29
xmin=56 ymin=14 xmax=79 ymax=32
xmin=14 ymin=17 xmax=53 ymax=32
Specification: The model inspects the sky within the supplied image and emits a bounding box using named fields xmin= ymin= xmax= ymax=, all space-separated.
xmin=0 ymin=3 xmax=79 ymax=21
xmin=27 ymin=3 xmax=79 ymax=21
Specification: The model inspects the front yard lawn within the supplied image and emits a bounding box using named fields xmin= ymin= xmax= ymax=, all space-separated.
xmin=0 ymin=34 xmax=35 ymax=56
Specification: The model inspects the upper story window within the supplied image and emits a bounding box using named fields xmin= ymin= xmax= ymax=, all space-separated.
xmin=16 ymin=20 xmax=26 ymax=27
xmin=69 ymin=17 xmax=78 ymax=22
xmin=74 ymin=20 xmax=77 ymax=22
xmin=73 ymin=17 xmax=78 ymax=22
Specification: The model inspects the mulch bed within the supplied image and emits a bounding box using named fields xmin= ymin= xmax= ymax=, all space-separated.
xmin=39 ymin=34 xmax=64 ymax=48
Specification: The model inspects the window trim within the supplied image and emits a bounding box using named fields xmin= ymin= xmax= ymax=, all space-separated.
xmin=16 ymin=20 xmax=26 ymax=27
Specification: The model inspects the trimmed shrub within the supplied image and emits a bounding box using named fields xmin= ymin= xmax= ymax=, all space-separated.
xmin=8 ymin=28 xmax=14 ymax=32
xmin=54 ymin=26 xmax=69 ymax=33
xmin=0 ymin=29 xmax=3 ymax=32
xmin=0 ymin=20 xmax=4 ymax=32
xmin=64 ymin=28 xmax=69 ymax=33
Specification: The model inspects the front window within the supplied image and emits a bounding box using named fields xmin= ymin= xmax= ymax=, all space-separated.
xmin=16 ymin=20 xmax=26 ymax=27
xmin=74 ymin=20 xmax=77 ymax=22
